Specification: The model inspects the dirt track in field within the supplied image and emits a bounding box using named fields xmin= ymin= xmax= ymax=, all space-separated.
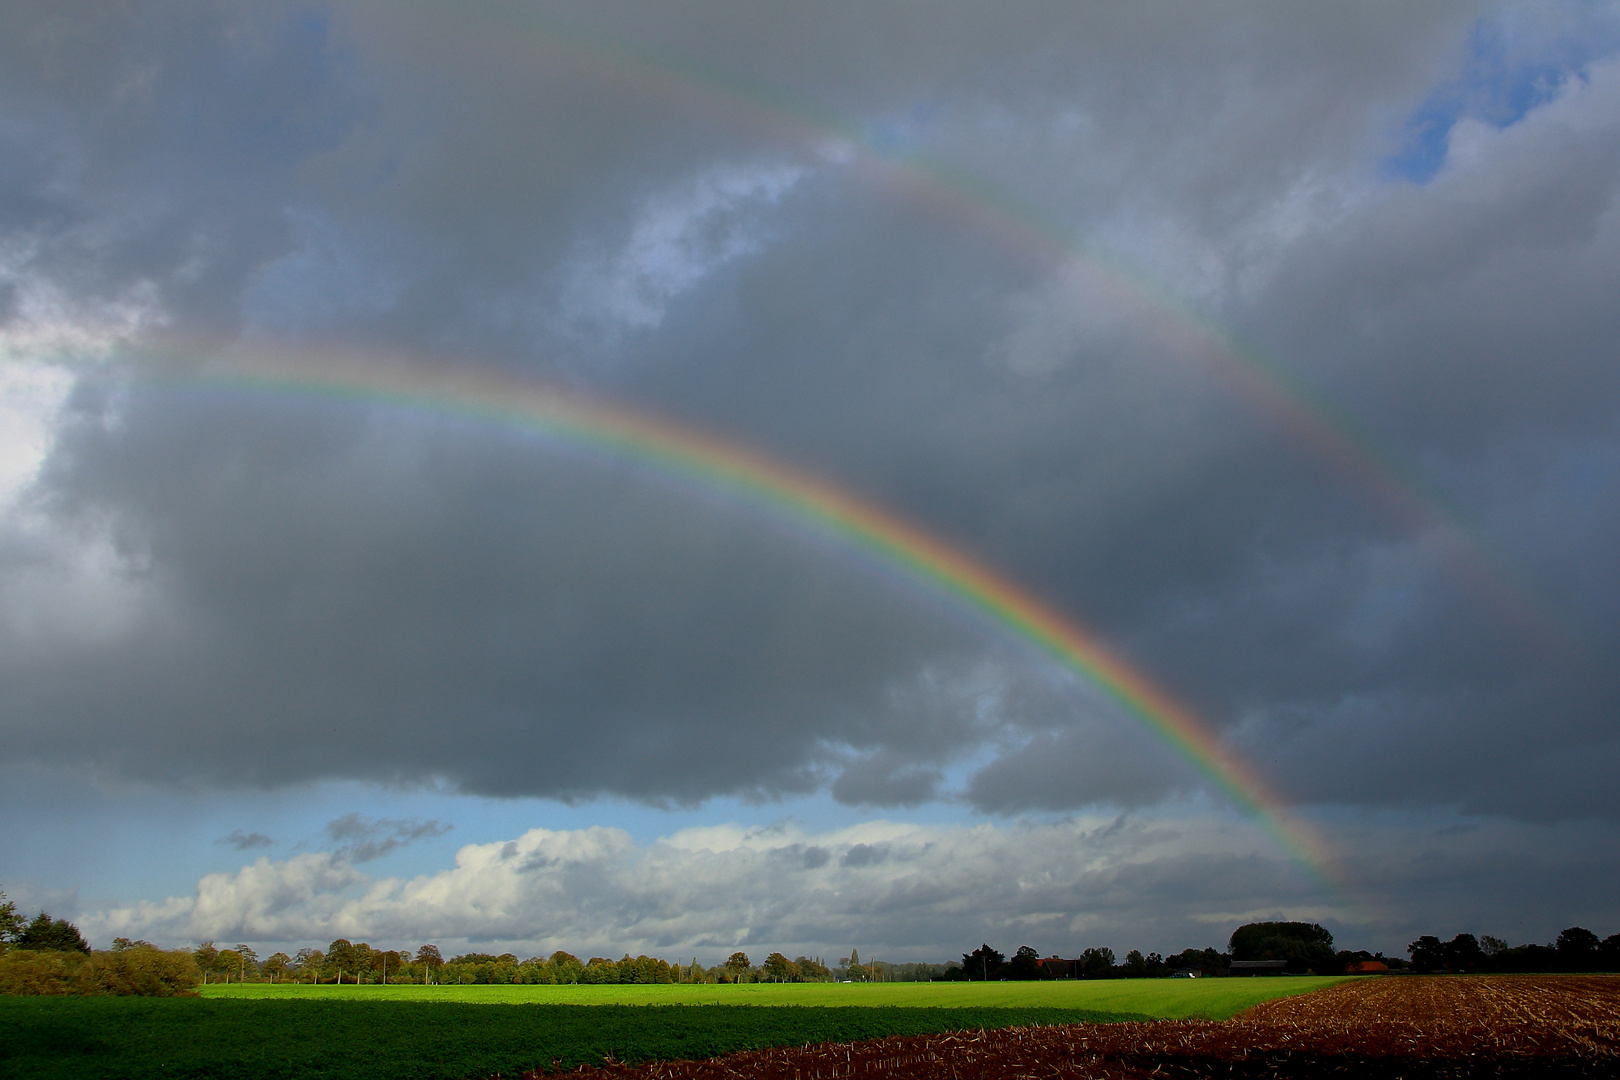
xmin=546 ymin=976 xmax=1620 ymax=1079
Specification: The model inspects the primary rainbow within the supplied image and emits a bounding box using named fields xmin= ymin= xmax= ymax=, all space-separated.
xmin=133 ymin=341 xmax=1342 ymax=893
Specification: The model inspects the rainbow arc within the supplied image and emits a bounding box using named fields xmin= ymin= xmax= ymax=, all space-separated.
xmin=122 ymin=341 xmax=1345 ymax=894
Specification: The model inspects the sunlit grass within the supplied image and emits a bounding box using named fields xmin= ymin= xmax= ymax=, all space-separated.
xmin=203 ymin=976 xmax=1349 ymax=1021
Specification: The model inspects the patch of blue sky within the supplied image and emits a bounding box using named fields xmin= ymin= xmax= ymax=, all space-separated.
xmin=0 ymin=762 xmax=990 ymax=923
xmin=1384 ymin=6 xmax=1620 ymax=183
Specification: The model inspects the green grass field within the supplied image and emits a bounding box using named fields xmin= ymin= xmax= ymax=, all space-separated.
xmin=202 ymin=975 xmax=1345 ymax=1020
xmin=5 ymin=979 xmax=1349 ymax=1079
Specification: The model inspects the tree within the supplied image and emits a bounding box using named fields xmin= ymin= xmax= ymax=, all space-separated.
xmin=416 ymin=944 xmax=444 ymax=984
xmin=195 ymin=941 xmax=220 ymax=983
xmin=351 ymin=942 xmax=374 ymax=982
xmin=1556 ymin=927 xmax=1600 ymax=969
xmin=295 ymin=948 xmax=324 ymax=984
xmin=762 ymin=952 xmax=799 ymax=982
xmin=1231 ymin=922 xmax=1333 ymax=973
xmin=723 ymin=951 xmax=753 ymax=982
xmin=1407 ymin=935 xmax=1444 ymax=973
xmin=1601 ymin=935 xmax=1620 ymax=971
xmin=547 ymin=950 xmax=582 ymax=984
xmin=961 ymin=944 xmax=1004 ymax=981
xmin=215 ymin=949 xmax=243 ymax=983
xmin=1080 ymin=947 xmax=1116 ymax=978
xmin=1005 ymin=945 xmax=1047 ymax=980
xmin=112 ymin=937 xmax=155 ymax=951
xmin=328 ymin=939 xmax=358 ymax=983
xmin=263 ymin=952 xmax=292 ymax=982
xmin=0 ymin=887 xmax=22 ymax=948
xmin=1445 ymin=934 xmax=1483 ymax=973
xmin=15 ymin=911 xmax=91 ymax=953
xmin=233 ymin=944 xmax=259 ymax=982
xmin=795 ymin=955 xmax=832 ymax=982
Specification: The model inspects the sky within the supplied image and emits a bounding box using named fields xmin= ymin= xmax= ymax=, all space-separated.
xmin=2 ymin=0 xmax=1619 ymax=965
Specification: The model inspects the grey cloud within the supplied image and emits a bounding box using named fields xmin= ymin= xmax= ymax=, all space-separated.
xmin=220 ymin=830 xmax=273 ymax=851
xmin=967 ymin=729 xmax=1202 ymax=815
xmin=830 ymin=755 xmax=944 ymax=808
xmin=324 ymin=813 xmax=451 ymax=864
xmin=838 ymin=843 xmax=891 ymax=869
xmin=3 ymin=0 xmax=1620 ymax=844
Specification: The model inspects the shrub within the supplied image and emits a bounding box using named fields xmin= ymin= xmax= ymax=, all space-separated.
xmin=0 ymin=946 xmax=200 ymax=995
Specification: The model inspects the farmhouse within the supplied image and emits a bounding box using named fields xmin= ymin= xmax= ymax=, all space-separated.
xmin=1345 ymin=960 xmax=1389 ymax=974
xmin=1038 ymin=956 xmax=1081 ymax=979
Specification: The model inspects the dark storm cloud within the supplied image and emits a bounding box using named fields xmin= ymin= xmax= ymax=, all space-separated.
xmin=4 ymin=0 xmax=1620 ymax=832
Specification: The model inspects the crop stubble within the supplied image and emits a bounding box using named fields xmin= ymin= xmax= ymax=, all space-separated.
xmin=546 ymin=976 xmax=1620 ymax=1079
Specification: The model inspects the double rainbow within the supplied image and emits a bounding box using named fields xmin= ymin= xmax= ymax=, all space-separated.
xmin=130 ymin=341 xmax=1342 ymax=893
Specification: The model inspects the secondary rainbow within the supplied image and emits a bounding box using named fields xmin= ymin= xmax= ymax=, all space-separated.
xmin=137 ymin=342 xmax=1342 ymax=893
xmin=411 ymin=2 xmax=1578 ymax=657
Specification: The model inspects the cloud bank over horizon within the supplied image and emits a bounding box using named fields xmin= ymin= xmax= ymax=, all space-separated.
xmin=4 ymin=0 xmax=1620 ymax=955
xmin=72 ymin=809 xmax=1620 ymax=961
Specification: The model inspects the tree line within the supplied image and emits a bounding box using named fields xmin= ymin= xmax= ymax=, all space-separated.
xmin=187 ymin=940 xmax=846 ymax=986
xmin=1406 ymin=927 xmax=1620 ymax=974
xmin=948 ymin=921 xmax=1620 ymax=980
xmin=9 ymin=884 xmax=1618 ymax=995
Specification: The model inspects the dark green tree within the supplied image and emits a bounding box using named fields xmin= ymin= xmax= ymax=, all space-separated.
xmin=1080 ymin=946 xmax=1116 ymax=978
xmin=1004 ymin=944 xmax=1047 ymax=980
xmin=961 ymin=943 xmax=1004 ymax=981
xmin=15 ymin=911 xmax=91 ymax=953
xmin=547 ymin=950 xmax=582 ymax=983
xmin=233 ymin=943 xmax=260 ymax=981
xmin=794 ymin=955 xmax=832 ymax=981
xmin=1557 ymin=926 xmax=1600 ymax=969
xmin=327 ymin=938 xmax=358 ymax=982
xmin=1231 ymin=922 xmax=1334 ymax=972
xmin=1445 ymin=933 xmax=1483 ymax=972
xmin=1407 ymin=935 xmax=1444 ymax=973
xmin=1600 ymin=934 xmax=1620 ymax=971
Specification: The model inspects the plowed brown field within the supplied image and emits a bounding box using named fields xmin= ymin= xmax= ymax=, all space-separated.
xmin=546 ymin=976 xmax=1620 ymax=1079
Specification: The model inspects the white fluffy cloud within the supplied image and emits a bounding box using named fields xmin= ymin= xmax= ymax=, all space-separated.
xmin=80 ymin=813 xmax=1312 ymax=958
xmin=77 ymin=806 xmax=1620 ymax=961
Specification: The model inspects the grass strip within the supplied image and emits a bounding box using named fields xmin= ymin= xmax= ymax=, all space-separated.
xmin=202 ymin=975 xmax=1348 ymax=1019
xmin=1 ymin=998 xmax=1149 ymax=1080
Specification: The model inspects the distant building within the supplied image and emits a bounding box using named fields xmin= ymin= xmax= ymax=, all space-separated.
xmin=1344 ymin=960 xmax=1388 ymax=974
xmin=1038 ymin=956 xmax=1080 ymax=979
xmin=1228 ymin=959 xmax=1289 ymax=975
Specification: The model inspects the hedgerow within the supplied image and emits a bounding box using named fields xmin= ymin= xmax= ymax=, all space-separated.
xmin=0 ymin=948 xmax=200 ymax=996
